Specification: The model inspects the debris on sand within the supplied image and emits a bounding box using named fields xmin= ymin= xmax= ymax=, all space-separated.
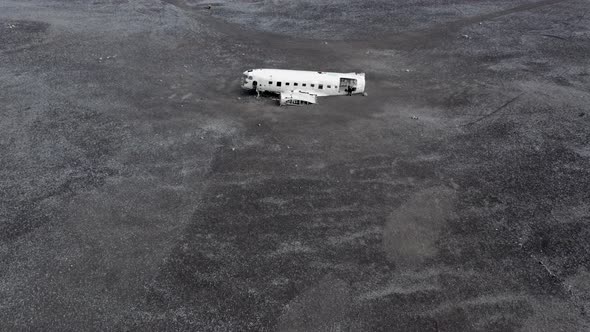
xmin=461 ymin=34 xmax=470 ymax=39
xmin=405 ymin=69 xmax=411 ymax=72
xmin=411 ymin=115 xmax=419 ymax=120
xmin=362 ymin=92 xmax=368 ymax=97
xmin=98 ymin=55 xmax=117 ymax=61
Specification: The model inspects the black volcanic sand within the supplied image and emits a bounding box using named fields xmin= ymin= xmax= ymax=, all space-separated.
xmin=1 ymin=0 xmax=589 ymax=330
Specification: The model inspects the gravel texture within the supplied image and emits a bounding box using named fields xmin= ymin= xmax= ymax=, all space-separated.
xmin=1 ymin=0 xmax=589 ymax=330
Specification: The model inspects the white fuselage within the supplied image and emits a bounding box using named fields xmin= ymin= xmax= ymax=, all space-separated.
xmin=241 ymin=69 xmax=366 ymax=97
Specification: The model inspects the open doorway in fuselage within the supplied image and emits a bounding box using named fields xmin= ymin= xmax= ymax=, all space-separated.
xmin=339 ymin=78 xmax=357 ymax=94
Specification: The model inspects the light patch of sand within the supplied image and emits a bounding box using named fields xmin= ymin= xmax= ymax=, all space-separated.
xmin=382 ymin=186 xmax=456 ymax=266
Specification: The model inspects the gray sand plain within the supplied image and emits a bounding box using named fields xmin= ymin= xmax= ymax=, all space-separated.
xmin=1 ymin=0 xmax=589 ymax=330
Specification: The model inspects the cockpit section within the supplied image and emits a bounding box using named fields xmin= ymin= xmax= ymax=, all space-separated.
xmin=241 ymin=71 xmax=255 ymax=89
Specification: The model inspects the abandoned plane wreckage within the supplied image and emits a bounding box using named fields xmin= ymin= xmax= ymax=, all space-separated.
xmin=241 ymin=69 xmax=366 ymax=106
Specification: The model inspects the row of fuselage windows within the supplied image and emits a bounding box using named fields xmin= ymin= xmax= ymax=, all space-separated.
xmin=268 ymin=81 xmax=335 ymax=90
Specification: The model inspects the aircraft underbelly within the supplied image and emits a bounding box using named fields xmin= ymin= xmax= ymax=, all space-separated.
xmin=280 ymin=90 xmax=317 ymax=106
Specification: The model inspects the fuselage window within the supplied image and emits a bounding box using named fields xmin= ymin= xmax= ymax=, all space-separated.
xmin=327 ymin=85 xmax=331 ymax=88
xmin=277 ymin=82 xmax=282 ymax=87
xmin=269 ymin=81 xmax=273 ymax=84
xmin=286 ymin=82 xmax=290 ymax=86
xmin=248 ymin=76 xmax=253 ymax=80
xmin=302 ymin=83 xmax=307 ymax=87
xmin=319 ymin=84 xmax=323 ymax=89
xmin=294 ymin=83 xmax=298 ymax=86
xmin=311 ymin=84 xmax=315 ymax=87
